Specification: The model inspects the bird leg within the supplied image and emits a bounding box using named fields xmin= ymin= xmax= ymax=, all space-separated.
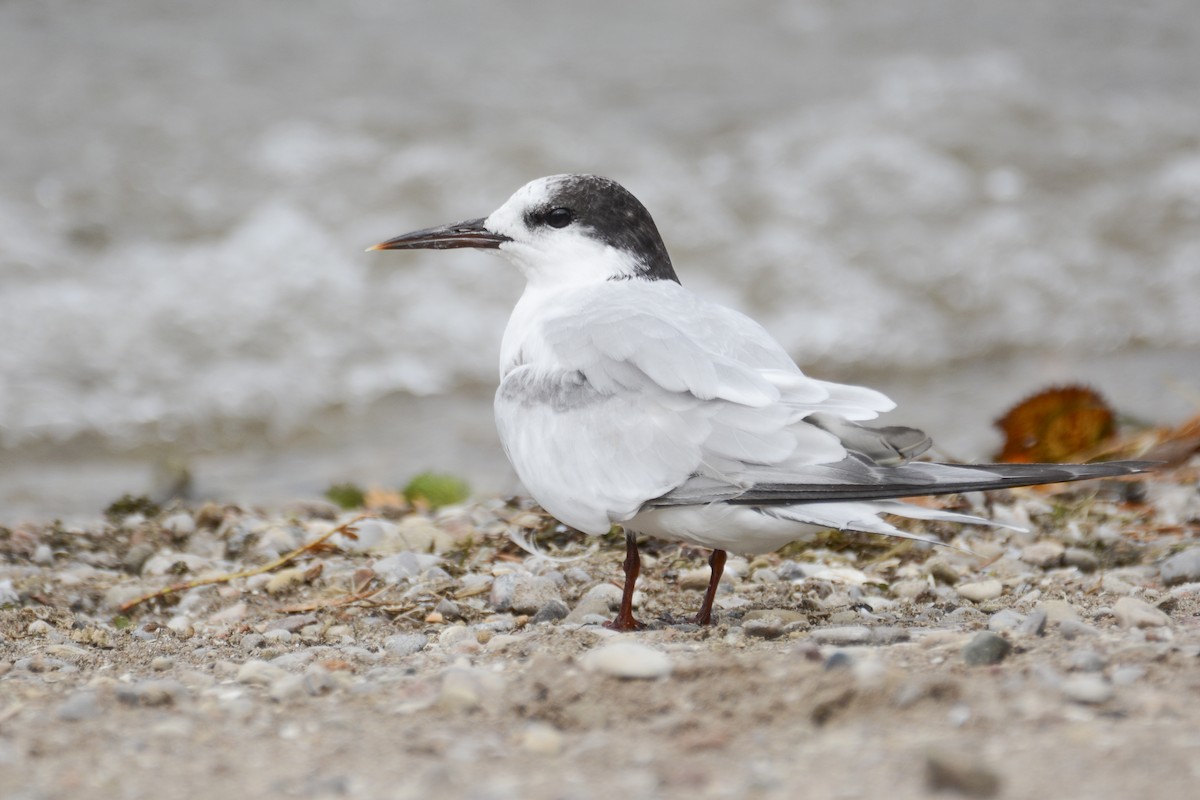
xmin=693 ymin=549 xmax=727 ymax=626
xmin=605 ymin=530 xmax=645 ymax=631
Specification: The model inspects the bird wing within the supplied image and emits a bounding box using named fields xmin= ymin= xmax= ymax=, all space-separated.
xmin=495 ymin=282 xmax=904 ymax=533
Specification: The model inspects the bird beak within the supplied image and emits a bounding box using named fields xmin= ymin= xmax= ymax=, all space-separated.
xmin=366 ymin=218 xmax=510 ymax=252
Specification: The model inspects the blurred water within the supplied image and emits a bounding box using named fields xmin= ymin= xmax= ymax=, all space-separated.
xmin=2 ymin=1 xmax=1198 ymax=520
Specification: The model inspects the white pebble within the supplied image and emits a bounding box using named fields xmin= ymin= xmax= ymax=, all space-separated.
xmin=581 ymin=642 xmax=671 ymax=680
xmin=957 ymin=580 xmax=1003 ymax=602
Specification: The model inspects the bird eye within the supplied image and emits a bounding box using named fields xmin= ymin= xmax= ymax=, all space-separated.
xmin=545 ymin=207 xmax=573 ymax=228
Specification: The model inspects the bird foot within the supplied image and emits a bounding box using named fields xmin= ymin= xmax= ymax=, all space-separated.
xmin=604 ymin=612 xmax=646 ymax=632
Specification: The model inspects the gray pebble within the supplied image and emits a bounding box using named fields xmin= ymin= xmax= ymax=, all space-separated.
xmin=1112 ymin=665 xmax=1146 ymax=686
xmin=57 ymin=691 xmax=101 ymax=721
xmin=122 ymin=543 xmax=157 ymax=574
xmin=384 ymin=633 xmax=429 ymax=657
xmin=987 ymin=609 xmax=1025 ymax=633
xmin=1017 ymin=608 xmax=1047 ymax=637
xmin=150 ymin=656 xmax=174 ymax=672
xmin=1160 ymin=548 xmax=1200 ymax=586
xmin=530 ymin=599 xmax=570 ymax=624
xmin=962 ymin=631 xmax=1012 ymax=666
xmin=241 ymin=633 xmax=266 ymax=651
xmin=116 ymin=680 xmax=186 ymax=707
xmin=810 ymin=625 xmax=872 ymax=645
xmin=1065 ymin=649 xmax=1106 ymax=672
xmin=563 ymin=567 xmax=592 ymax=584
xmin=508 ymin=576 xmax=563 ymax=615
xmin=1020 ymin=541 xmax=1065 ymax=568
xmin=824 ymin=651 xmax=853 ymax=670
xmin=1061 ymin=674 xmax=1114 ymax=704
xmin=434 ymin=598 xmax=463 ymax=621
xmin=262 ymin=629 xmax=293 ymax=644
xmin=237 ymin=660 xmax=289 ymax=686
xmin=1058 ymin=619 xmax=1098 ymax=640
xmin=1063 ymin=547 xmax=1100 ymax=573
xmin=565 ymin=583 xmax=623 ymax=623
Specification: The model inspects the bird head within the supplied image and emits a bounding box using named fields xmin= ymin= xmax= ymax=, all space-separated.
xmin=370 ymin=174 xmax=679 ymax=287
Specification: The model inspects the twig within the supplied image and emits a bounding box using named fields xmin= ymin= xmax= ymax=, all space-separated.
xmin=275 ymin=584 xmax=389 ymax=614
xmin=117 ymin=513 xmax=371 ymax=613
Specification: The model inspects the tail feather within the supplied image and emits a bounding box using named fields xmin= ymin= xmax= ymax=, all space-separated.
xmin=725 ymin=460 xmax=1153 ymax=505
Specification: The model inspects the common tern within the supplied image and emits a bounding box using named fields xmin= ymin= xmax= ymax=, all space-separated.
xmin=371 ymin=174 xmax=1151 ymax=630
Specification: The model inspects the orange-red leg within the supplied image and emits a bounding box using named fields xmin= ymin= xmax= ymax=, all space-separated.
xmin=693 ymin=549 xmax=727 ymax=626
xmin=605 ymin=531 xmax=645 ymax=631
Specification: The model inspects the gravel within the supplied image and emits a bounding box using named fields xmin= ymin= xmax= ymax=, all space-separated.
xmin=1 ymin=462 xmax=1198 ymax=799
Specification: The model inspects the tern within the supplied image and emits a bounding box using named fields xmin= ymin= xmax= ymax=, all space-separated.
xmin=371 ymin=174 xmax=1151 ymax=630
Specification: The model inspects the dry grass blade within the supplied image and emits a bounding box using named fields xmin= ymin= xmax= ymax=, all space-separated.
xmin=117 ymin=513 xmax=372 ymax=613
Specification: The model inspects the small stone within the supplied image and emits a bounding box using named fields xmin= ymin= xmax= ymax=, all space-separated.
xmin=122 ymin=543 xmax=157 ymax=574
xmin=520 ymin=722 xmax=564 ymax=755
xmin=1061 ymin=674 xmax=1114 ymax=704
xmin=1058 ymin=619 xmax=1098 ymax=640
xmin=1020 ymin=541 xmax=1065 ymax=568
xmin=384 ymin=633 xmax=429 ymax=657
xmin=1112 ymin=665 xmax=1146 ymax=686
xmin=150 ymin=656 xmax=174 ymax=672
xmin=1016 ymin=608 xmax=1047 ymax=637
xmin=57 ymin=691 xmax=101 ymax=721
xmin=162 ymin=513 xmax=196 ymax=537
xmin=237 ymin=660 xmax=289 ymax=686
xmin=262 ymin=629 xmax=293 ymax=644
xmin=116 ymin=680 xmax=186 ymax=707
xmin=1160 ymin=548 xmax=1200 ymax=586
xmin=743 ymin=609 xmax=809 ymax=639
xmin=987 ymin=609 xmax=1025 ymax=633
xmin=434 ymin=598 xmax=463 ymax=621
xmin=962 ymin=632 xmax=1012 ymax=666
xmin=1063 ymin=548 xmax=1100 ymax=573
xmin=564 ymin=583 xmax=623 ymax=623
xmin=1039 ymin=600 xmax=1081 ymax=625
xmin=530 ymin=599 xmax=570 ymax=624
xmin=809 ymin=626 xmax=872 ymax=645
xmin=208 ymin=602 xmax=248 ymax=625
xmin=1113 ymin=596 xmax=1171 ymax=629
xmin=582 ymin=642 xmax=671 ymax=680
xmin=925 ymin=750 xmax=1001 ymax=798
xmin=265 ymin=568 xmax=308 ymax=595
xmin=508 ymin=576 xmax=563 ymax=615
xmin=268 ymin=674 xmax=309 ymax=703
xmin=1065 ymin=649 xmax=1106 ymax=672
xmin=241 ymin=633 xmax=266 ymax=651
xmin=166 ymin=615 xmax=195 ymax=638
xmin=26 ymin=620 xmax=53 ymax=636
xmin=957 ymin=580 xmax=1003 ymax=603
xmin=679 ymin=568 xmax=714 ymax=591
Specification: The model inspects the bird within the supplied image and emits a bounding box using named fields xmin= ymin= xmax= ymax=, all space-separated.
xmin=370 ymin=174 xmax=1152 ymax=631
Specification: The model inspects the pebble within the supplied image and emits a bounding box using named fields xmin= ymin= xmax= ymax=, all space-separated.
xmin=1065 ymin=649 xmax=1106 ymax=672
xmin=241 ymin=633 xmax=266 ymax=651
xmin=1113 ymin=596 xmax=1171 ymax=629
xmin=809 ymin=626 xmax=873 ymax=645
xmin=1061 ymin=674 xmax=1114 ymax=704
xmin=150 ymin=656 xmax=174 ymax=672
xmin=581 ymin=642 xmax=672 ymax=680
xmin=57 ymin=691 xmax=101 ymax=721
xmin=508 ymin=576 xmax=563 ymax=615
xmin=161 ymin=512 xmax=196 ymax=537
xmin=237 ymin=660 xmax=289 ymax=686
xmin=957 ymin=580 xmax=1003 ymax=602
xmin=122 ymin=543 xmax=157 ymax=574
xmin=1016 ymin=608 xmax=1047 ymax=637
xmin=1058 ymin=619 xmax=1098 ymax=640
xmin=986 ymin=609 xmax=1025 ymax=633
xmin=520 ymin=722 xmax=564 ymax=755
xmin=962 ymin=632 xmax=1012 ymax=666
xmin=530 ymin=599 xmax=570 ymax=624
xmin=384 ymin=633 xmax=429 ymax=657
xmin=116 ymin=680 xmax=186 ymax=707
xmin=564 ymin=583 xmax=623 ymax=623
xmin=434 ymin=598 xmax=463 ymax=621
xmin=742 ymin=609 xmax=808 ymax=639
xmin=26 ymin=620 xmax=53 ymax=636
xmin=1039 ymin=599 xmax=1081 ymax=625
xmin=1063 ymin=547 xmax=1100 ymax=573
xmin=1160 ymin=548 xmax=1200 ymax=586
xmin=1020 ymin=541 xmax=1065 ymax=568
xmin=925 ymin=750 xmax=1001 ymax=798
